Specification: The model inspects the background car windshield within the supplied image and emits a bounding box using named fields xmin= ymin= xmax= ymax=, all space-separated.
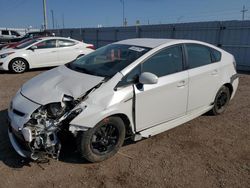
xmin=15 ymin=39 xmax=39 ymax=49
xmin=67 ymin=44 xmax=151 ymax=78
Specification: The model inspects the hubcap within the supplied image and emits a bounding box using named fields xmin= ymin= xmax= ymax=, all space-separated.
xmin=216 ymin=92 xmax=228 ymax=109
xmin=12 ymin=60 xmax=26 ymax=73
xmin=91 ymin=124 xmax=119 ymax=154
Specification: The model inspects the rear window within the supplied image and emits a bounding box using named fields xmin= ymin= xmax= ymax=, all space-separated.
xmin=15 ymin=39 xmax=39 ymax=49
xmin=2 ymin=30 xmax=9 ymax=35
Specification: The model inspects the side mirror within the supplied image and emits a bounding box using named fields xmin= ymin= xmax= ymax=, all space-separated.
xmin=139 ymin=72 xmax=158 ymax=85
xmin=29 ymin=45 xmax=37 ymax=51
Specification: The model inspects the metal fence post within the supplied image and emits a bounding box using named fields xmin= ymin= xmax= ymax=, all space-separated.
xmin=114 ymin=29 xmax=118 ymax=42
xmin=80 ymin=29 xmax=85 ymax=41
xmin=96 ymin=29 xmax=99 ymax=48
xmin=136 ymin=26 xmax=141 ymax=38
xmin=217 ymin=21 xmax=226 ymax=47
xmin=172 ymin=24 xmax=176 ymax=39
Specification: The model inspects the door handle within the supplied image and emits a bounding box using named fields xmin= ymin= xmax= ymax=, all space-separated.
xmin=50 ymin=51 xmax=57 ymax=53
xmin=177 ymin=80 xmax=186 ymax=87
xmin=211 ymin=69 xmax=218 ymax=75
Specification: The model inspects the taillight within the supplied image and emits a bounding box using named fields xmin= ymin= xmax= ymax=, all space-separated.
xmin=86 ymin=45 xmax=95 ymax=50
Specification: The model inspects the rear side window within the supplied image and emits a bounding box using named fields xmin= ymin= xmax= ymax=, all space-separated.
xmin=142 ymin=45 xmax=183 ymax=77
xmin=210 ymin=48 xmax=221 ymax=62
xmin=186 ymin=44 xmax=212 ymax=69
xmin=58 ymin=39 xmax=76 ymax=47
xmin=2 ymin=30 xmax=9 ymax=35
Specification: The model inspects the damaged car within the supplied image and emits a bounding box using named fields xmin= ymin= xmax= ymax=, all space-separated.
xmin=8 ymin=38 xmax=239 ymax=162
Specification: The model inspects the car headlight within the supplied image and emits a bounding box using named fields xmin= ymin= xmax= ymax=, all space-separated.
xmin=0 ymin=52 xmax=15 ymax=59
xmin=46 ymin=102 xmax=66 ymax=119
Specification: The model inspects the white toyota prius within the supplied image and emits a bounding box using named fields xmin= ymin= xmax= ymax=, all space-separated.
xmin=0 ymin=37 xmax=94 ymax=73
xmin=8 ymin=38 xmax=238 ymax=162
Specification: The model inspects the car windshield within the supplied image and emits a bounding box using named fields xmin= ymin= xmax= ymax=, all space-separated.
xmin=67 ymin=44 xmax=151 ymax=78
xmin=15 ymin=39 xmax=39 ymax=49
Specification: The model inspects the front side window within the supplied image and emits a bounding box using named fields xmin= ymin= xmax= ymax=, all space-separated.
xmin=35 ymin=40 xmax=57 ymax=49
xmin=186 ymin=44 xmax=212 ymax=69
xmin=67 ymin=44 xmax=150 ymax=78
xmin=117 ymin=65 xmax=141 ymax=87
xmin=11 ymin=31 xmax=20 ymax=36
xmin=142 ymin=45 xmax=183 ymax=77
xmin=58 ymin=39 xmax=76 ymax=47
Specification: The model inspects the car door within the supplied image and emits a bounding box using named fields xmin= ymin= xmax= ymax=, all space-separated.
xmin=134 ymin=45 xmax=189 ymax=131
xmin=56 ymin=39 xmax=79 ymax=64
xmin=28 ymin=39 xmax=60 ymax=67
xmin=185 ymin=43 xmax=220 ymax=112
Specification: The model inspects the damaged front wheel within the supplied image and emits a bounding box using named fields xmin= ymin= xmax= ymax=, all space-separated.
xmin=77 ymin=117 xmax=125 ymax=162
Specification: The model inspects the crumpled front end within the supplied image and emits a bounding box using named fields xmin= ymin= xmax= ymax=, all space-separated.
xmin=8 ymin=82 xmax=100 ymax=161
xmin=8 ymin=90 xmax=41 ymax=159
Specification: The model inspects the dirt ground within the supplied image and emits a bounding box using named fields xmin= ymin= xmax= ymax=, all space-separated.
xmin=0 ymin=69 xmax=249 ymax=188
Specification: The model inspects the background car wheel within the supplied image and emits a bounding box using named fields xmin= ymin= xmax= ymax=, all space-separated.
xmin=210 ymin=86 xmax=231 ymax=115
xmin=9 ymin=58 xmax=28 ymax=73
xmin=77 ymin=116 xmax=126 ymax=162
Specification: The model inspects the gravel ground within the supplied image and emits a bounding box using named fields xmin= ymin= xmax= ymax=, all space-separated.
xmin=0 ymin=69 xmax=249 ymax=188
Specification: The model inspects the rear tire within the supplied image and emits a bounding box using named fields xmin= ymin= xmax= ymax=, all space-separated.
xmin=210 ymin=86 xmax=231 ymax=115
xmin=9 ymin=58 xmax=28 ymax=73
xmin=77 ymin=117 xmax=125 ymax=162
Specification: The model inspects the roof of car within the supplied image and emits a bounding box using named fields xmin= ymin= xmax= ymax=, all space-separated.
xmin=114 ymin=38 xmax=178 ymax=48
xmin=38 ymin=36 xmax=76 ymax=41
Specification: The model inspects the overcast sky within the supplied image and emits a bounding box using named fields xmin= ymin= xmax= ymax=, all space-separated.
xmin=0 ymin=0 xmax=250 ymax=29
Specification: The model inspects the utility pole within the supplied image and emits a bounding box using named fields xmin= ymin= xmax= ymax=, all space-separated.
xmin=62 ymin=13 xmax=65 ymax=29
xmin=43 ymin=0 xmax=48 ymax=30
xmin=241 ymin=5 xmax=248 ymax=20
xmin=51 ymin=10 xmax=55 ymax=29
xmin=120 ymin=0 xmax=125 ymax=26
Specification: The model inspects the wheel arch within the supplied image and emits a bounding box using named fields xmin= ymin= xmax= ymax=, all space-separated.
xmin=110 ymin=113 xmax=134 ymax=137
xmin=70 ymin=112 xmax=135 ymax=137
xmin=223 ymin=83 xmax=233 ymax=97
xmin=9 ymin=57 xmax=30 ymax=70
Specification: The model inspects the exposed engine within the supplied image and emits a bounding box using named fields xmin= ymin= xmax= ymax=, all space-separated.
xmin=22 ymin=97 xmax=79 ymax=160
xmin=21 ymin=82 xmax=104 ymax=161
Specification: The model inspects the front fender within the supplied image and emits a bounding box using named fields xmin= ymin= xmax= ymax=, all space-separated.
xmin=69 ymin=85 xmax=135 ymax=133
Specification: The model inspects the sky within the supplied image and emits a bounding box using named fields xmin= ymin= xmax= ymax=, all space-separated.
xmin=0 ymin=0 xmax=250 ymax=29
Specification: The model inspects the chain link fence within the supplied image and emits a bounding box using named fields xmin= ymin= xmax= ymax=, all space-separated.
xmin=49 ymin=20 xmax=250 ymax=71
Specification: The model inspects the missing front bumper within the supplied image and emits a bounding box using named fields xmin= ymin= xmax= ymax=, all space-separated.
xmin=8 ymin=127 xmax=30 ymax=158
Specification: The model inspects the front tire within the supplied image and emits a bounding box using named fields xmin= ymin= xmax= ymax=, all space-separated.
xmin=9 ymin=58 xmax=28 ymax=73
xmin=210 ymin=86 xmax=231 ymax=115
xmin=77 ymin=117 xmax=125 ymax=162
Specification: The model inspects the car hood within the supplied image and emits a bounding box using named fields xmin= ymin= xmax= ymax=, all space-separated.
xmin=21 ymin=65 xmax=104 ymax=105
xmin=0 ymin=48 xmax=16 ymax=54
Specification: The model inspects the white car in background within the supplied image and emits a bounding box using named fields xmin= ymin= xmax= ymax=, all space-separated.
xmin=8 ymin=38 xmax=238 ymax=162
xmin=0 ymin=37 xmax=95 ymax=73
